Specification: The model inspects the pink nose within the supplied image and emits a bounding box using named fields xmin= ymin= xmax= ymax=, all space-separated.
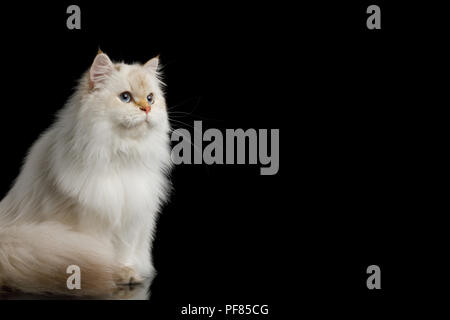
xmin=140 ymin=106 xmax=151 ymax=114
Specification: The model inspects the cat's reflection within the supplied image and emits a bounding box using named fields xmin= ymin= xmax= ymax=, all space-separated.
xmin=0 ymin=278 xmax=152 ymax=300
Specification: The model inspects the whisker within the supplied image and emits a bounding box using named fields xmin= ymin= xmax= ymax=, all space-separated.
xmin=167 ymin=96 xmax=202 ymax=111
xmin=170 ymin=129 xmax=203 ymax=160
xmin=169 ymin=118 xmax=196 ymax=130
xmin=168 ymin=111 xmax=222 ymax=122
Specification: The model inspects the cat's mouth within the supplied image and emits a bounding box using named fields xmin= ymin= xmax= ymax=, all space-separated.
xmin=119 ymin=113 xmax=151 ymax=129
xmin=137 ymin=114 xmax=155 ymax=128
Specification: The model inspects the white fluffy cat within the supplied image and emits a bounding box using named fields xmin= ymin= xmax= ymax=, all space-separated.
xmin=0 ymin=52 xmax=172 ymax=297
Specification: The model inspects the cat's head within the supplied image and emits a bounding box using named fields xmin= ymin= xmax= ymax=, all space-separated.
xmin=83 ymin=52 xmax=167 ymax=133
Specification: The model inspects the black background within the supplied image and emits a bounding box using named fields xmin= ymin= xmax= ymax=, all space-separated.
xmin=0 ymin=0 xmax=446 ymax=317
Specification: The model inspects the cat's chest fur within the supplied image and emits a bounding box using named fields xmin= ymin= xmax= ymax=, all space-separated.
xmin=48 ymin=132 xmax=169 ymax=224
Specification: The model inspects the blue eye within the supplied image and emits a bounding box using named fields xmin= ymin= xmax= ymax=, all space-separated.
xmin=119 ymin=92 xmax=132 ymax=103
xmin=147 ymin=93 xmax=154 ymax=104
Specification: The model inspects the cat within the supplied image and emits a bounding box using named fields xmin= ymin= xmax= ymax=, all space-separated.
xmin=0 ymin=51 xmax=172 ymax=297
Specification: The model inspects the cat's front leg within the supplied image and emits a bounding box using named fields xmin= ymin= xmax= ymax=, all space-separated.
xmin=129 ymin=213 xmax=157 ymax=281
xmin=115 ymin=266 xmax=143 ymax=285
xmin=130 ymin=236 xmax=155 ymax=280
xmin=115 ymin=249 xmax=153 ymax=285
xmin=113 ymin=228 xmax=154 ymax=284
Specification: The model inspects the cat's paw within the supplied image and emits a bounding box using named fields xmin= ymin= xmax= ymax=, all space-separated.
xmin=115 ymin=266 xmax=143 ymax=285
xmin=112 ymin=283 xmax=147 ymax=300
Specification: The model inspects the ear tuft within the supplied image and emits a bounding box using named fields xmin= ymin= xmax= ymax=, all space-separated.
xmin=144 ymin=55 xmax=159 ymax=73
xmin=89 ymin=53 xmax=114 ymax=89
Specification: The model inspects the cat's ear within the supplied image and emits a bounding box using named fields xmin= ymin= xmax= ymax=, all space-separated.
xmin=89 ymin=52 xmax=114 ymax=89
xmin=144 ymin=55 xmax=159 ymax=73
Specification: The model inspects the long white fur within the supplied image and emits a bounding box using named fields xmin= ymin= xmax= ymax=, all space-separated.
xmin=0 ymin=53 xmax=172 ymax=297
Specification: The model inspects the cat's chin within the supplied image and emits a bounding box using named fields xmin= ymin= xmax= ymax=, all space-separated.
xmin=118 ymin=117 xmax=159 ymax=137
xmin=120 ymin=116 xmax=148 ymax=130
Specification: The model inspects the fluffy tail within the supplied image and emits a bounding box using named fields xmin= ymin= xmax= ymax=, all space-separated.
xmin=0 ymin=222 xmax=120 ymax=297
